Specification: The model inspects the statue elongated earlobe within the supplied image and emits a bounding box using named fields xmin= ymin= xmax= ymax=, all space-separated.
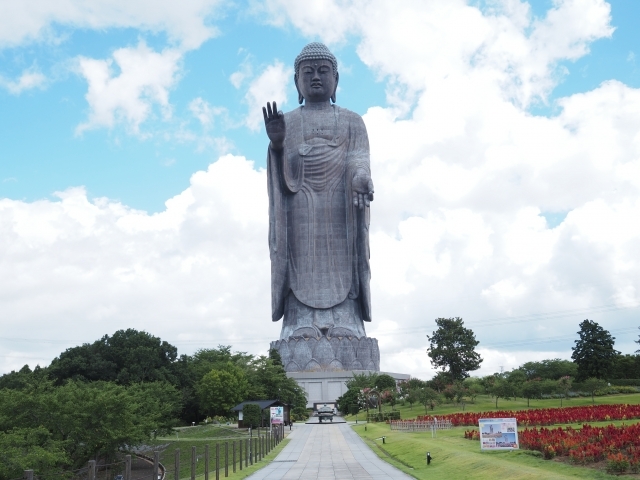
xmin=295 ymin=74 xmax=304 ymax=104
xmin=331 ymin=72 xmax=339 ymax=103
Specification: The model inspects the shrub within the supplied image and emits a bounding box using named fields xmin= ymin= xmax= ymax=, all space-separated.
xmin=609 ymin=379 xmax=640 ymax=387
xmin=606 ymin=453 xmax=629 ymax=474
xmin=242 ymin=403 xmax=261 ymax=429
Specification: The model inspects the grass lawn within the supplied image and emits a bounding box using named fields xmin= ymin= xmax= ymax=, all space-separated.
xmin=140 ymin=424 xmax=288 ymax=480
xmin=353 ymin=422 xmax=630 ymax=479
xmin=344 ymin=393 xmax=640 ymax=479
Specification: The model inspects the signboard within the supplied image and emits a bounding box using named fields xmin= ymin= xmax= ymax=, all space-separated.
xmin=479 ymin=418 xmax=519 ymax=450
xmin=270 ymin=406 xmax=284 ymax=425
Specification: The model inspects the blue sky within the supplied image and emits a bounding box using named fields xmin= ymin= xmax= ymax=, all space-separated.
xmin=2 ymin=0 xmax=637 ymax=212
xmin=0 ymin=8 xmax=387 ymax=212
xmin=1 ymin=0 xmax=639 ymax=377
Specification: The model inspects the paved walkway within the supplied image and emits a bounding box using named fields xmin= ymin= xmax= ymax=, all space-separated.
xmin=246 ymin=420 xmax=412 ymax=479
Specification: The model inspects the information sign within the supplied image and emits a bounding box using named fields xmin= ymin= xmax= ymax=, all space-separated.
xmin=479 ymin=418 xmax=519 ymax=450
xmin=270 ymin=406 xmax=284 ymax=425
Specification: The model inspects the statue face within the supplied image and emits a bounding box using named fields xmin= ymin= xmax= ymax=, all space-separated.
xmin=296 ymin=59 xmax=337 ymax=103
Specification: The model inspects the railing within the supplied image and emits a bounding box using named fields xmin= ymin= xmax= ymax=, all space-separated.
xmin=17 ymin=424 xmax=285 ymax=480
xmin=389 ymin=419 xmax=452 ymax=431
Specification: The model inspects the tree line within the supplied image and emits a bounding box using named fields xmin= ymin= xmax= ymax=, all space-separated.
xmin=337 ymin=318 xmax=640 ymax=415
xmin=0 ymin=329 xmax=306 ymax=480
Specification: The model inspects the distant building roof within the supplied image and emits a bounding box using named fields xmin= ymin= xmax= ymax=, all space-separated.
xmin=231 ymin=400 xmax=283 ymax=412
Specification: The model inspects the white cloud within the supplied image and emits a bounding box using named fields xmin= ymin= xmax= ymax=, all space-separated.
xmin=189 ymin=97 xmax=228 ymax=129
xmin=0 ymin=155 xmax=271 ymax=374
xmin=0 ymin=0 xmax=223 ymax=50
xmin=247 ymin=0 xmax=639 ymax=375
xmin=3 ymin=1 xmax=640 ymax=380
xmin=0 ymin=68 xmax=46 ymax=94
xmin=230 ymin=57 xmax=254 ymax=89
xmin=75 ymin=42 xmax=182 ymax=134
xmin=243 ymin=61 xmax=290 ymax=131
xmin=259 ymin=0 xmax=612 ymax=107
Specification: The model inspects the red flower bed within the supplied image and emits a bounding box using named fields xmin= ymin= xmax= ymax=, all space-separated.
xmin=463 ymin=423 xmax=640 ymax=474
xmin=417 ymin=404 xmax=640 ymax=426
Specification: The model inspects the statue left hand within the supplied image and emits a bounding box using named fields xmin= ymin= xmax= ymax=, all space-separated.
xmin=352 ymin=172 xmax=374 ymax=209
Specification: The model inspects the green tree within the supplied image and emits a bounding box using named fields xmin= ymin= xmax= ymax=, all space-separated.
xmin=609 ymin=354 xmax=640 ymax=380
xmin=0 ymin=427 xmax=68 ymax=480
xmin=268 ymin=348 xmax=284 ymax=367
xmin=374 ymin=374 xmax=396 ymax=391
xmin=416 ymin=386 xmax=440 ymax=413
xmin=521 ymin=379 xmax=542 ymax=407
xmin=426 ymin=372 xmax=450 ymax=392
xmin=336 ymin=387 xmax=361 ymax=415
xmin=427 ymin=317 xmax=482 ymax=381
xmin=581 ymin=377 xmax=607 ymax=404
xmin=196 ymin=364 xmax=248 ymax=417
xmin=0 ymin=364 xmax=48 ymax=391
xmin=0 ymin=380 xmax=180 ymax=469
xmin=463 ymin=378 xmax=483 ymax=403
xmin=345 ymin=372 xmax=378 ymax=390
xmin=517 ymin=359 xmax=577 ymax=380
xmin=489 ymin=375 xmax=517 ymax=409
xmin=556 ymin=376 xmax=573 ymax=407
xmin=242 ymin=404 xmax=262 ymax=429
xmin=539 ymin=378 xmax=558 ymax=397
xmin=48 ymin=329 xmax=178 ymax=385
xmin=505 ymin=370 xmax=526 ymax=400
xmin=571 ymin=320 xmax=620 ymax=380
xmin=248 ymin=356 xmax=306 ymax=409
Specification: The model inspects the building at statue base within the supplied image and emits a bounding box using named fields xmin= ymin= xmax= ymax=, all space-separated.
xmin=287 ymin=370 xmax=410 ymax=409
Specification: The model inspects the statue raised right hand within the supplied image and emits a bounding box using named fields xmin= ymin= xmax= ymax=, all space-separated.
xmin=262 ymin=101 xmax=285 ymax=151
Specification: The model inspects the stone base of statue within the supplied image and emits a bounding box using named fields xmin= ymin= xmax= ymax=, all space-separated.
xmin=270 ymin=335 xmax=380 ymax=372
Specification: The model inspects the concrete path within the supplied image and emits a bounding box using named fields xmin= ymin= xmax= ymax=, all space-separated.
xmin=246 ymin=420 xmax=413 ymax=480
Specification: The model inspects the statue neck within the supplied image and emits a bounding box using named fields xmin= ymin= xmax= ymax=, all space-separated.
xmin=303 ymin=100 xmax=332 ymax=111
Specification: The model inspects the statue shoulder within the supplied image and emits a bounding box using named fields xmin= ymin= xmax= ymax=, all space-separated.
xmin=334 ymin=105 xmax=366 ymax=126
xmin=284 ymin=107 xmax=302 ymax=123
xmin=334 ymin=106 xmax=367 ymax=136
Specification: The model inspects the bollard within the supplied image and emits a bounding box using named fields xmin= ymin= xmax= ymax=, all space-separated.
xmin=24 ymin=471 xmax=34 ymax=480
xmin=88 ymin=460 xmax=96 ymax=480
xmin=204 ymin=444 xmax=209 ymax=480
xmin=153 ymin=451 xmax=159 ymax=480
xmin=191 ymin=446 xmax=196 ymax=480
xmin=174 ymin=450 xmax=179 ymax=480
xmin=125 ymin=455 xmax=132 ymax=480
xmin=427 ymin=452 xmax=432 ymax=465
xmin=215 ymin=443 xmax=219 ymax=480
xmin=254 ymin=438 xmax=258 ymax=464
xmin=382 ymin=437 xmax=386 ymax=444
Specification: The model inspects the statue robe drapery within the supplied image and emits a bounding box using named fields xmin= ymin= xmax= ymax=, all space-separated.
xmin=267 ymin=105 xmax=371 ymax=328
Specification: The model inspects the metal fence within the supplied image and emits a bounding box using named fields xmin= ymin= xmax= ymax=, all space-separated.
xmin=19 ymin=424 xmax=285 ymax=480
xmin=389 ymin=420 xmax=452 ymax=432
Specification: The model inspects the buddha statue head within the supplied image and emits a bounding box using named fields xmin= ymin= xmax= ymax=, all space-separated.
xmin=294 ymin=42 xmax=339 ymax=105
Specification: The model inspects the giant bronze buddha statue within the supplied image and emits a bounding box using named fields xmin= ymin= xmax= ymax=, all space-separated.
xmin=265 ymin=43 xmax=379 ymax=371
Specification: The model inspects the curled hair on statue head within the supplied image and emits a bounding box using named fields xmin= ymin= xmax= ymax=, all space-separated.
xmin=294 ymin=42 xmax=338 ymax=78
xmin=294 ymin=42 xmax=339 ymax=104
